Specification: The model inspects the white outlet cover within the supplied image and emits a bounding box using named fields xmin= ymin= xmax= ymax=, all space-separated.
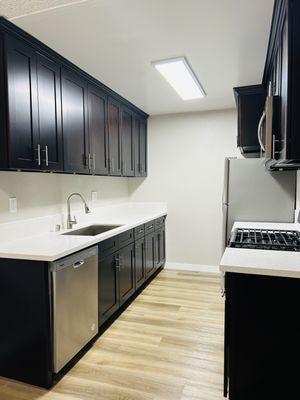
xmin=9 ymin=197 xmax=17 ymax=213
xmin=91 ymin=191 xmax=98 ymax=202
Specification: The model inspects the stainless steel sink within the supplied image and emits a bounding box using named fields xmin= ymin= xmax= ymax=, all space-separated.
xmin=62 ymin=224 xmax=122 ymax=236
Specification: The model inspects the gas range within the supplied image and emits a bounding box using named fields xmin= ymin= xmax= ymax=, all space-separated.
xmin=228 ymin=228 xmax=300 ymax=252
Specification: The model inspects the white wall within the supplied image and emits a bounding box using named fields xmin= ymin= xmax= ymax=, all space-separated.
xmin=129 ymin=109 xmax=240 ymax=268
xmin=0 ymin=172 xmax=129 ymax=223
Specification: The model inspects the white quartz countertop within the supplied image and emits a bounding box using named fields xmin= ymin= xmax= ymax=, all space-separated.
xmin=220 ymin=221 xmax=300 ymax=279
xmin=0 ymin=202 xmax=167 ymax=262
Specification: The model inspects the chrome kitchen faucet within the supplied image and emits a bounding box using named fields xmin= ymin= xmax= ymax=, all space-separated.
xmin=67 ymin=193 xmax=91 ymax=229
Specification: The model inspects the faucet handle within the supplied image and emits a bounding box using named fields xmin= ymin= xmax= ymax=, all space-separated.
xmin=73 ymin=215 xmax=77 ymax=225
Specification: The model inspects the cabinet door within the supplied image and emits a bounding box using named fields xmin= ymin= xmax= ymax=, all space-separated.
xmin=36 ymin=54 xmax=63 ymax=171
xmin=160 ymin=225 xmax=166 ymax=266
xmin=140 ymin=117 xmax=147 ymax=177
xmin=118 ymin=243 xmax=135 ymax=305
xmin=145 ymin=232 xmax=155 ymax=278
xmin=121 ymin=107 xmax=134 ymax=176
xmin=155 ymin=226 xmax=166 ymax=269
xmin=133 ymin=116 xmax=141 ymax=176
xmin=61 ymin=68 xmax=88 ymax=173
xmin=135 ymin=237 xmax=146 ymax=289
xmin=108 ymin=97 xmax=122 ymax=176
xmin=88 ymin=85 xmax=108 ymax=175
xmin=5 ymin=35 xmax=39 ymax=170
xmin=98 ymin=253 xmax=119 ymax=325
xmin=133 ymin=115 xmax=147 ymax=177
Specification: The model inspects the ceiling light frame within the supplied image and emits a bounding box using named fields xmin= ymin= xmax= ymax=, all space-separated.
xmin=152 ymin=56 xmax=206 ymax=100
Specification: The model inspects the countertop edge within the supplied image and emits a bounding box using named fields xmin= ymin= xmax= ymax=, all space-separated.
xmin=0 ymin=212 xmax=167 ymax=262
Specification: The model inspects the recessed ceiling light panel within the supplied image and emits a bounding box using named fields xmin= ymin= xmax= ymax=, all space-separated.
xmin=152 ymin=57 xmax=206 ymax=100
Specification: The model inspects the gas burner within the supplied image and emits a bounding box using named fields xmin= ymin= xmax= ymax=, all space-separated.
xmin=228 ymin=228 xmax=300 ymax=252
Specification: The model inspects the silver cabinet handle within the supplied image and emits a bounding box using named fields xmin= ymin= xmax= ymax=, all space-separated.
xmin=93 ymin=153 xmax=96 ymax=170
xmin=36 ymin=144 xmax=41 ymax=166
xmin=73 ymin=260 xmax=85 ymax=269
xmin=257 ymin=111 xmax=266 ymax=152
xmin=88 ymin=153 xmax=92 ymax=170
xmin=115 ymin=256 xmax=120 ymax=271
xmin=108 ymin=158 xmax=114 ymax=173
xmin=45 ymin=145 xmax=49 ymax=166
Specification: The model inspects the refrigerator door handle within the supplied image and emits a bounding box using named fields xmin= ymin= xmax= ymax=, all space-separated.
xmin=222 ymin=158 xmax=230 ymax=206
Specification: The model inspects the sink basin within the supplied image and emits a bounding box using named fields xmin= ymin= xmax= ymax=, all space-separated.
xmin=62 ymin=224 xmax=122 ymax=236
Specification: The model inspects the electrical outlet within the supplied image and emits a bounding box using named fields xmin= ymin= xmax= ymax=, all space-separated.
xmin=91 ymin=191 xmax=98 ymax=202
xmin=9 ymin=197 xmax=17 ymax=213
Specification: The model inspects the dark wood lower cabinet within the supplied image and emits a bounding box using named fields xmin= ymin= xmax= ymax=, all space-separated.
xmin=98 ymin=252 xmax=119 ymax=325
xmin=99 ymin=218 xmax=166 ymax=326
xmin=145 ymin=231 xmax=156 ymax=278
xmin=0 ymin=258 xmax=52 ymax=388
xmin=0 ymin=217 xmax=166 ymax=389
xmin=135 ymin=237 xmax=146 ymax=289
xmin=225 ymin=273 xmax=300 ymax=399
xmin=155 ymin=225 xmax=166 ymax=269
xmin=118 ymin=243 xmax=135 ymax=305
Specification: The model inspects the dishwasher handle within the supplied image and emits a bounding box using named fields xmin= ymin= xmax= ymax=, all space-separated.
xmin=73 ymin=260 xmax=85 ymax=269
xmin=50 ymin=246 xmax=98 ymax=273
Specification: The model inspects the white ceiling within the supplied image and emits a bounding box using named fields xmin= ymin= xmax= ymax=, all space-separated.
xmin=1 ymin=0 xmax=274 ymax=115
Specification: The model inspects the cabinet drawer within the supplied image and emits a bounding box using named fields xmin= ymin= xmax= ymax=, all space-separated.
xmin=134 ymin=224 xmax=145 ymax=239
xmin=98 ymin=236 xmax=119 ymax=258
xmin=145 ymin=220 xmax=155 ymax=234
xmin=155 ymin=216 xmax=166 ymax=230
xmin=118 ymin=229 xmax=134 ymax=249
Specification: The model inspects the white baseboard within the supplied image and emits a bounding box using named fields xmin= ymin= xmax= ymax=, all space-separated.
xmin=165 ymin=262 xmax=219 ymax=274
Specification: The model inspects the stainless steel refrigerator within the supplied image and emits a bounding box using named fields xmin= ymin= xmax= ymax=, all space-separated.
xmin=222 ymin=158 xmax=296 ymax=248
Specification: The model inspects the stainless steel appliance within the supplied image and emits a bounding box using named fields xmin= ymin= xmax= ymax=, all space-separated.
xmin=257 ymin=81 xmax=276 ymax=160
xmin=51 ymin=246 xmax=98 ymax=373
xmin=228 ymin=228 xmax=300 ymax=252
xmin=222 ymin=157 xmax=296 ymax=248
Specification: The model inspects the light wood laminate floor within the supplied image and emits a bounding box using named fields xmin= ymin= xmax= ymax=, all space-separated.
xmin=0 ymin=270 xmax=225 ymax=400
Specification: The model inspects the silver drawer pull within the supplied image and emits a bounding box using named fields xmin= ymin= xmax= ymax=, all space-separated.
xmin=45 ymin=145 xmax=49 ymax=166
xmin=73 ymin=260 xmax=85 ymax=269
xmin=36 ymin=144 xmax=41 ymax=166
xmin=147 ymin=225 xmax=153 ymax=229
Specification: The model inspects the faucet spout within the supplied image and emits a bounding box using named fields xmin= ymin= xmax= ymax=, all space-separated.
xmin=67 ymin=193 xmax=91 ymax=229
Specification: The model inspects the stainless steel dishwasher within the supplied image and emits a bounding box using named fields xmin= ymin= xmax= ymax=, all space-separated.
xmin=51 ymin=246 xmax=98 ymax=373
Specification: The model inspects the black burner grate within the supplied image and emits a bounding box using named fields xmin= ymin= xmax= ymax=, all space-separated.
xmin=229 ymin=228 xmax=300 ymax=252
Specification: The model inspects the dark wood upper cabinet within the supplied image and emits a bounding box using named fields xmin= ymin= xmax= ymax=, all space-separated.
xmin=87 ymin=85 xmax=108 ymax=175
xmin=121 ymin=107 xmax=134 ymax=177
xmin=263 ymin=0 xmax=300 ymax=169
xmin=233 ymin=85 xmax=266 ymax=157
xmin=107 ymin=97 xmax=122 ymax=176
xmin=0 ymin=17 xmax=148 ymax=176
xmin=36 ymin=54 xmax=63 ymax=171
xmin=134 ymin=115 xmax=147 ymax=177
xmin=61 ymin=68 xmax=88 ymax=173
xmin=140 ymin=118 xmax=147 ymax=176
xmin=5 ymin=35 xmax=39 ymax=170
